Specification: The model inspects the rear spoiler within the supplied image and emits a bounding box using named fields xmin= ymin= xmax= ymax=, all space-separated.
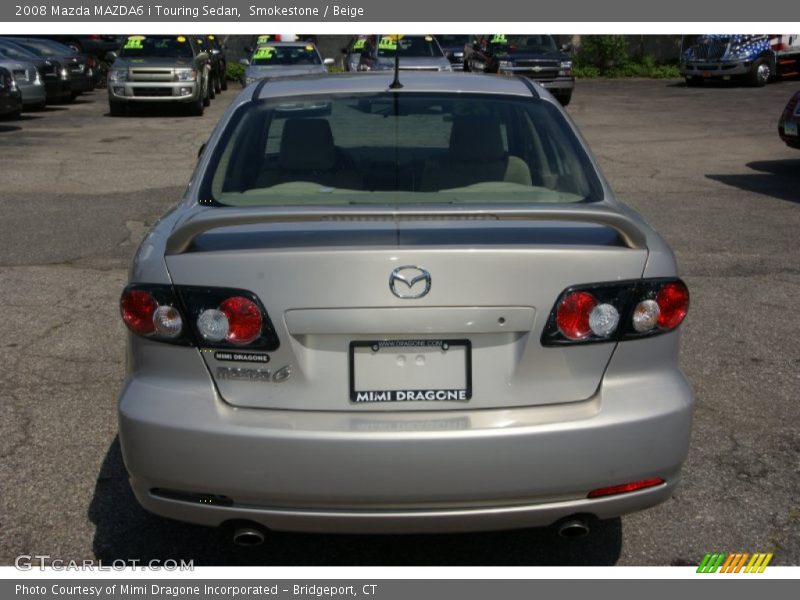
xmin=165 ymin=205 xmax=649 ymax=255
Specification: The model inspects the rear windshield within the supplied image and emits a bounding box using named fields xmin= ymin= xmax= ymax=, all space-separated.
xmin=250 ymin=45 xmax=321 ymax=66
xmin=377 ymin=36 xmax=443 ymax=58
xmin=119 ymin=35 xmax=194 ymax=58
xmin=489 ymin=35 xmax=558 ymax=54
xmin=201 ymin=92 xmax=602 ymax=207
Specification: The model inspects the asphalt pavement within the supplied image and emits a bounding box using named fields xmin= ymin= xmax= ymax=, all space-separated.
xmin=0 ymin=77 xmax=797 ymax=566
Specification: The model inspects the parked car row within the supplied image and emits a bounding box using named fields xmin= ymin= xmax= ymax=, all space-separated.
xmin=106 ymin=34 xmax=229 ymax=117
xmin=0 ymin=36 xmax=100 ymax=114
xmin=338 ymin=35 xmax=575 ymax=105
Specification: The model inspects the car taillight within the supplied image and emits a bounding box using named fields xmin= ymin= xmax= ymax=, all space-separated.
xmin=120 ymin=289 xmax=158 ymax=336
xmin=655 ymin=281 xmax=689 ymax=330
xmin=120 ymin=285 xmax=279 ymax=350
xmin=587 ymin=478 xmax=665 ymax=498
xmin=219 ymin=296 xmax=262 ymax=344
xmin=542 ymin=278 xmax=689 ymax=346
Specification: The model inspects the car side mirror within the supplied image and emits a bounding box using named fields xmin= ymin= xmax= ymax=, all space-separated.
xmin=105 ymin=50 xmax=118 ymax=62
xmin=323 ymin=58 xmax=335 ymax=66
xmin=560 ymin=43 xmax=573 ymax=53
xmin=239 ymin=58 xmax=250 ymax=66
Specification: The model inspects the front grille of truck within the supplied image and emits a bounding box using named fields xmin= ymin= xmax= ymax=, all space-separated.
xmin=130 ymin=69 xmax=174 ymax=82
xmin=693 ymin=40 xmax=729 ymax=60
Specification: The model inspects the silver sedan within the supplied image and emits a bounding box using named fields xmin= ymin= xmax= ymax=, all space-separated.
xmin=117 ymin=72 xmax=693 ymax=544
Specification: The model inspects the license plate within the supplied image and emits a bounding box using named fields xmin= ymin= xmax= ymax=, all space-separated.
xmin=349 ymin=339 xmax=472 ymax=403
xmin=785 ymin=121 xmax=799 ymax=137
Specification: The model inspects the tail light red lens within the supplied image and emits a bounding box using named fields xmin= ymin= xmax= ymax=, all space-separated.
xmin=219 ymin=296 xmax=262 ymax=345
xmin=656 ymin=281 xmax=689 ymax=330
xmin=588 ymin=478 xmax=665 ymax=498
xmin=120 ymin=289 xmax=158 ymax=336
xmin=556 ymin=291 xmax=597 ymax=340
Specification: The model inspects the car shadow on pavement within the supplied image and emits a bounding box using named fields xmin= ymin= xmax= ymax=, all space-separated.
xmin=706 ymin=159 xmax=800 ymax=204
xmin=89 ymin=437 xmax=622 ymax=566
xmin=0 ymin=124 xmax=22 ymax=132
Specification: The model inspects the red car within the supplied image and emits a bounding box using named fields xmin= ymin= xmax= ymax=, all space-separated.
xmin=778 ymin=90 xmax=800 ymax=149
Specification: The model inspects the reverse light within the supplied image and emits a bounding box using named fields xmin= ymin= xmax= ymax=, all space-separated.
xmin=588 ymin=478 xmax=665 ymax=498
xmin=588 ymin=303 xmax=620 ymax=337
xmin=632 ymin=299 xmax=660 ymax=332
xmin=153 ymin=305 xmax=183 ymax=338
xmin=197 ymin=309 xmax=229 ymax=342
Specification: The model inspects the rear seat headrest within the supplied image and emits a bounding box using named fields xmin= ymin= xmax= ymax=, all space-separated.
xmin=280 ymin=118 xmax=336 ymax=171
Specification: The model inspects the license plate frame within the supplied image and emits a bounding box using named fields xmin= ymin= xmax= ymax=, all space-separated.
xmin=349 ymin=339 xmax=472 ymax=403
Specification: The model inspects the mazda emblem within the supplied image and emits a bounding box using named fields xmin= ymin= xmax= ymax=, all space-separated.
xmin=389 ymin=266 xmax=431 ymax=299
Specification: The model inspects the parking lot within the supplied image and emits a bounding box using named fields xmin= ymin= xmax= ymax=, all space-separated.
xmin=0 ymin=77 xmax=798 ymax=566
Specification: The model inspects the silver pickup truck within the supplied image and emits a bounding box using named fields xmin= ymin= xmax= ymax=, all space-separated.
xmin=107 ymin=35 xmax=211 ymax=116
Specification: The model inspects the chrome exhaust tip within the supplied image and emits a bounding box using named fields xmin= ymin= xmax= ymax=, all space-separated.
xmin=557 ymin=518 xmax=591 ymax=538
xmin=232 ymin=526 xmax=266 ymax=547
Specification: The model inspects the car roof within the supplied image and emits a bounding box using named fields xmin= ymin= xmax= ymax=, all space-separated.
xmin=252 ymin=72 xmax=538 ymax=99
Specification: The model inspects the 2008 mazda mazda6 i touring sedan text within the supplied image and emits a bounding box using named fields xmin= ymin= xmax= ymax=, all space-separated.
xmin=117 ymin=72 xmax=693 ymax=543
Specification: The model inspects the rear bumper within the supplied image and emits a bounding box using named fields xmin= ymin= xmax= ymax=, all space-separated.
xmin=118 ymin=336 xmax=694 ymax=534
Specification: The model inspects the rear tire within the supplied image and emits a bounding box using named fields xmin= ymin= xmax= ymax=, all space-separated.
xmin=221 ymin=71 xmax=228 ymax=91
xmin=213 ymin=73 xmax=222 ymax=94
xmin=208 ymin=79 xmax=216 ymax=100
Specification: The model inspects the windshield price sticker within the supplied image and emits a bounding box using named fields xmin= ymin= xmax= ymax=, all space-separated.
xmin=254 ymin=47 xmax=276 ymax=59
xmin=123 ymin=37 xmax=145 ymax=49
